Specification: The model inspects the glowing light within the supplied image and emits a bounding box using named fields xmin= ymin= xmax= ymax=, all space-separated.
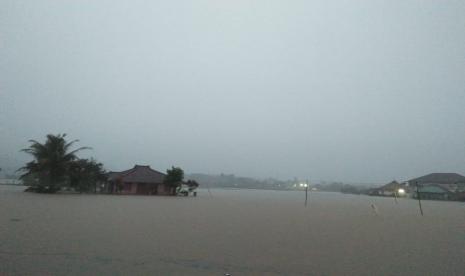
xmin=398 ymin=188 xmax=405 ymax=195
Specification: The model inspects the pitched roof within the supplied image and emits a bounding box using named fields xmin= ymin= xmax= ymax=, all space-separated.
xmin=380 ymin=181 xmax=402 ymax=190
xmin=106 ymin=170 xmax=130 ymax=181
xmin=407 ymin=173 xmax=465 ymax=185
xmin=107 ymin=165 xmax=166 ymax=184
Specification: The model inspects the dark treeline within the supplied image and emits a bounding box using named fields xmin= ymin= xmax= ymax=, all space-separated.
xmin=188 ymin=173 xmax=373 ymax=194
xmin=16 ymin=133 xmax=371 ymax=195
xmin=188 ymin=173 xmax=289 ymax=190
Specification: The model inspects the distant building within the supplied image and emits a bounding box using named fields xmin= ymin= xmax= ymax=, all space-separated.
xmin=368 ymin=173 xmax=465 ymax=201
xmin=408 ymin=172 xmax=465 ymax=184
xmin=368 ymin=181 xmax=409 ymax=197
xmin=408 ymin=173 xmax=465 ymax=201
xmin=407 ymin=173 xmax=465 ymax=191
xmin=105 ymin=165 xmax=172 ymax=195
xmin=413 ymin=185 xmax=453 ymax=201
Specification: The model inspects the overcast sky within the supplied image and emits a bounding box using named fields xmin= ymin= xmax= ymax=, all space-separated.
xmin=1 ymin=1 xmax=464 ymax=183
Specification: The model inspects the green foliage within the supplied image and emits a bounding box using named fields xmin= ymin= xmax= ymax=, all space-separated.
xmin=20 ymin=173 xmax=40 ymax=187
xmin=186 ymin=180 xmax=199 ymax=191
xmin=69 ymin=158 xmax=106 ymax=193
xmin=165 ymin=166 xmax=184 ymax=185
xmin=18 ymin=134 xmax=91 ymax=193
xmin=164 ymin=166 xmax=184 ymax=195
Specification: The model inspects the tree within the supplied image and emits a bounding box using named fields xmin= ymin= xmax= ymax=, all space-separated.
xmin=18 ymin=134 xmax=90 ymax=193
xmin=69 ymin=158 xmax=106 ymax=193
xmin=164 ymin=166 xmax=184 ymax=195
xmin=186 ymin=180 xmax=199 ymax=192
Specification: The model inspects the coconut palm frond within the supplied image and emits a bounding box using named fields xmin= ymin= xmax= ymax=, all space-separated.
xmin=19 ymin=134 xmax=92 ymax=193
xmin=65 ymin=147 xmax=92 ymax=159
xmin=64 ymin=139 xmax=79 ymax=152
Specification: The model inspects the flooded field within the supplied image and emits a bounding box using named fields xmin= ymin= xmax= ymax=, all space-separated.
xmin=1 ymin=185 xmax=464 ymax=275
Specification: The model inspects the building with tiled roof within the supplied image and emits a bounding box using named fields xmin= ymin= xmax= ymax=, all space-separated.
xmin=106 ymin=165 xmax=171 ymax=195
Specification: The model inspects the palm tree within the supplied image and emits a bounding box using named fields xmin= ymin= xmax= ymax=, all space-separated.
xmin=19 ymin=134 xmax=90 ymax=193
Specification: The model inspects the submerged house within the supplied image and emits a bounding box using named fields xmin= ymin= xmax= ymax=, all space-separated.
xmin=407 ymin=173 xmax=465 ymax=187
xmin=106 ymin=165 xmax=173 ymax=195
xmin=407 ymin=173 xmax=465 ymax=192
xmin=407 ymin=173 xmax=465 ymax=201
xmin=412 ymin=185 xmax=453 ymax=201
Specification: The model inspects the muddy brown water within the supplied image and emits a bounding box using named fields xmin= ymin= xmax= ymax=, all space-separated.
xmin=1 ymin=186 xmax=464 ymax=275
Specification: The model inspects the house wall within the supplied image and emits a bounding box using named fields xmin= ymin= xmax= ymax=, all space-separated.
xmin=416 ymin=192 xmax=449 ymax=200
xmin=382 ymin=190 xmax=395 ymax=196
xmin=157 ymin=184 xmax=171 ymax=195
xmin=136 ymin=183 xmax=150 ymax=194
xmin=121 ymin=182 xmax=137 ymax=194
xmin=131 ymin=184 xmax=138 ymax=194
xmin=119 ymin=182 xmax=172 ymax=195
xmin=108 ymin=181 xmax=172 ymax=195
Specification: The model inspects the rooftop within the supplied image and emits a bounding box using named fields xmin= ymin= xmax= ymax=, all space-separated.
xmin=407 ymin=173 xmax=465 ymax=185
xmin=107 ymin=165 xmax=166 ymax=184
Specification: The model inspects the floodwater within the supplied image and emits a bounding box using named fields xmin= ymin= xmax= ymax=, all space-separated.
xmin=1 ymin=186 xmax=464 ymax=275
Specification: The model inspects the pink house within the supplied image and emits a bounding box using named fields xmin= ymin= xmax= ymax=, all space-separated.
xmin=106 ymin=165 xmax=173 ymax=195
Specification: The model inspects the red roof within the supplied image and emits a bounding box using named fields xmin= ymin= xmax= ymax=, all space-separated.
xmin=107 ymin=165 xmax=166 ymax=184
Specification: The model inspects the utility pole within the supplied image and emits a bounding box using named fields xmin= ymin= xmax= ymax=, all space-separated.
xmin=305 ymin=179 xmax=309 ymax=207
xmin=415 ymin=182 xmax=424 ymax=216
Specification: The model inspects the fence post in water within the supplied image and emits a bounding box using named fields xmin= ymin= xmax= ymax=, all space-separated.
xmin=415 ymin=181 xmax=424 ymax=216
xmin=371 ymin=203 xmax=379 ymax=216
xmin=304 ymin=179 xmax=309 ymax=207
xmin=205 ymin=182 xmax=213 ymax=198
